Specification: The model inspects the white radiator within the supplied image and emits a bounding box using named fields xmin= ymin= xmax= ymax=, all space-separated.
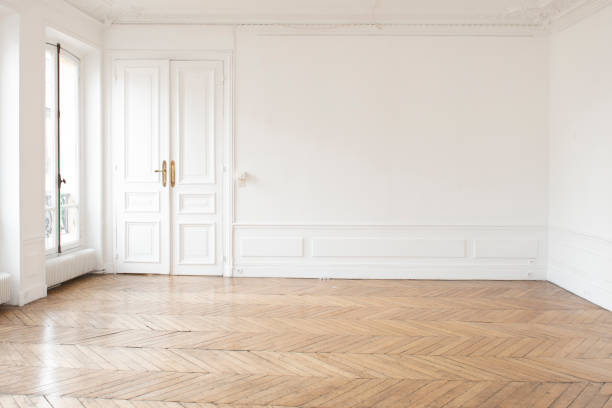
xmin=0 ymin=273 xmax=10 ymax=304
xmin=46 ymin=248 xmax=99 ymax=287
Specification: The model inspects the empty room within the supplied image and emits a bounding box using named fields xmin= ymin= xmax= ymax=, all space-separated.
xmin=1 ymin=0 xmax=611 ymax=406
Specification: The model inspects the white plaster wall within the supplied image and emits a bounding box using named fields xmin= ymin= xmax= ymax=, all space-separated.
xmin=3 ymin=2 xmax=611 ymax=301
xmin=43 ymin=0 xmax=103 ymax=48
xmin=16 ymin=4 xmax=47 ymax=305
xmin=0 ymin=11 xmax=22 ymax=303
xmin=103 ymin=25 xmax=549 ymax=279
xmin=232 ymin=30 xmax=549 ymax=279
xmin=105 ymin=25 xmax=234 ymax=51
xmin=83 ymin=50 xmax=103 ymax=267
xmin=548 ymin=4 xmax=612 ymax=310
xmin=235 ymin=32 xmax=549 ymax=225
xmin=0 ymin=0 xmax=103 ymax=304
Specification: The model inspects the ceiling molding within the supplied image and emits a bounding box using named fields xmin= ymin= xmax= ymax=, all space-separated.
xmin=549 ymin=0 xmax=612 ymax=30
xmin=62 ymin=0 xmax=611 ymax=35
xmin=235 ymin=23 xmax=543 ymax=38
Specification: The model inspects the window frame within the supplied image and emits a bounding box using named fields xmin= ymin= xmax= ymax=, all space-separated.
xmin=45 ymin=43 xmax=83 ymax=256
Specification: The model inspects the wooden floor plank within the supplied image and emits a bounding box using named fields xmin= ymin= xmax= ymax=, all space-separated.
xmin=1 ymin=274 xmax=612 ymax=407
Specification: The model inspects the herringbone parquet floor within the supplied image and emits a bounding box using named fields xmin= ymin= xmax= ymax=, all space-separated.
xmin=1 ymin=275 xmax=612 ymax=407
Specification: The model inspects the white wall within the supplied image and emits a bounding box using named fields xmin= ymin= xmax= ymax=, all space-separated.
xmin=104 ymin=25 xmax=550 ymax=279
xmin=82 ymin=50 xmax=103 ymax=266
xmin=0 ymin=0 xmax=103 ymax=305
xmin=104 ymin=25 xmax=549 ymax=279
xmin=0 ymin=1 xmax=49 ymax=305
xmin=234 ymin=28 xmax=549 ymax=279
xmin=17 ymin=3 xmax=47 ymax=305
xmin=0 ymin=10 xmax=22 ymax=303
xmin=236 ymin=31 xmax=549 ymax=225
xmin=2 ymin=4 xmax=611 ymax=303
xmin=548 ymin=4 xmax=612 ymax=311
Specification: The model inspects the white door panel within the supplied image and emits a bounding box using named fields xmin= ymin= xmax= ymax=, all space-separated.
xmin=114 ymin=60 xmax=170 ymax=274
xmin=113 ymin=59 xmax=224 ymax=276
xmin=171 ymin=61 xmax=224 ymax=275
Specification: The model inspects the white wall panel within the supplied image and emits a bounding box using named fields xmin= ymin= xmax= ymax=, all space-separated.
xmin=234 ymin=225 xmax=546 ymax=280
xmin=241 ymin=237 xmax=304 ymax=257
xmin=312 ymin=238 xmax=466 ymax=258
xmin=473 ymin=240 xmax=538 ymax=259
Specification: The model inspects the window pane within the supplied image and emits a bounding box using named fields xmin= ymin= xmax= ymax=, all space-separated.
xmin=60 ymin=206 xmax=79 ymax=244
xmin=45 ymin=49 xmax=57 ymax=251
xmin=59 ymin=54 xmax=80 ymax=247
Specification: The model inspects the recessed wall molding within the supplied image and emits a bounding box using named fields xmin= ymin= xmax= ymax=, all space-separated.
xmin=234 ymin=224 xmax=546 ymax=280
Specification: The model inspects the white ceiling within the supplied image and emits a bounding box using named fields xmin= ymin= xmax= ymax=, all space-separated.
xmin=64 ymin=0 xmax=586 ymax=25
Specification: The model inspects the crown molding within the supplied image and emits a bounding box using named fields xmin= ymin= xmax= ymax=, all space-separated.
xmin=234 ymin=23 xmax=543 ymax=38
xmin=63 ymin=0 xmax=612 ymax=36
xmin=548 ymin=0 xmax=612 ymax=30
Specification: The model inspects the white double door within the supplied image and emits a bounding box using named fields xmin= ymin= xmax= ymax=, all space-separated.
xmin=113 ymin=59 xmax=224 ymax=275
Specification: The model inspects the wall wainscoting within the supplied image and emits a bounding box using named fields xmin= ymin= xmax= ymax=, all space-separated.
xmin=233 ymin=224 xmax=546 ymax=280
xmin=548 ymin=228 xmax=612 ymax=311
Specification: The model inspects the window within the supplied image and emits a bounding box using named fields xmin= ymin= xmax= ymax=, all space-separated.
xmin=45 ymin=44 xmax=80 ymax=253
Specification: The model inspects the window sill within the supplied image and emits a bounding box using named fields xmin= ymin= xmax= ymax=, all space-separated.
xmin=46 ymin=245 xmax=84 ymax=258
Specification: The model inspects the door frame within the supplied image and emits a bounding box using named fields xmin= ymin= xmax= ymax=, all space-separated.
xmin=106 ymin=50 xmax=234 ymax=277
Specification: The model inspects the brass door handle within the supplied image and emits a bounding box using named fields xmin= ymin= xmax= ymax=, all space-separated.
xmin=154 ymin=160 xmax=167 ymax=187
xmin=170 ymin=160 xmax=176 ymax=187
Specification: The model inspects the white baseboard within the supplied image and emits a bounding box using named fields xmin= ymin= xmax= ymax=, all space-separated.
xmin=101 ymin=262 xmax=115 ymax=274
xmin=234 ymin=224 xmax=547 ymax=280
xmin=548 ymin=228 xmax=612 ymax=311
xmin=17 ymin=283 xmax=47 ymax=306
xmin=223 ymin=264 xmax=233 ymax=277
xmin=234 ymin=264 xmax=545 ymax=280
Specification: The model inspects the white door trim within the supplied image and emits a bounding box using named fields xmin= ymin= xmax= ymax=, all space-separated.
xmin=106 ymin=50 xmax=234 ymax=276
